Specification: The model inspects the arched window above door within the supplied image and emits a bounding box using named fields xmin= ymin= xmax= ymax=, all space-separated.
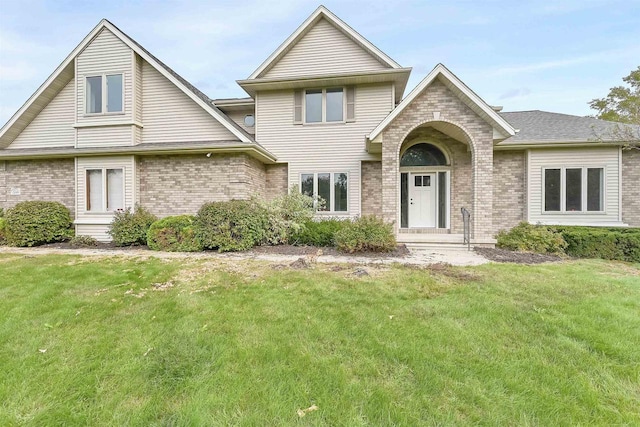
xmin=400 ymin=143 xmax=448 ymax=167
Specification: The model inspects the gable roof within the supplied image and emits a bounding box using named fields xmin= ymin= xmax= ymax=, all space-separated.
xmin=498 ymin=110 xmax=639 ymax=145
xmin=0 ymin=19 xmax=260 ymax=149
xmin=247 ymin=5 xmax=402 ymax=80
xmin=368 ymin=63 xmax=516 ymax=142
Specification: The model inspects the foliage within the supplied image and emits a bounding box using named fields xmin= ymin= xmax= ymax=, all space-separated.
xmin=589 ymin=66 xmax=640 ymax=148
xmin=292 ymin=219 xmax=347 ymax=247
xmin=69 ymin=235 xmax=99 ymax=248
xmin=548 ymin=226 xmax=640 ymax=263
xmin=0 ymin=207 xmax=4 ymax=217
xmin=4 ymin=201 xmax=73 ymax=247
xmin=0 ymin=218 xmax=6 ymax=245
xmin=496 ymin=222 xmax=567 ymax=254
xmin=258 ymin=188 xmax=315 ymax=245
xmin=108 ymin=206 xmax=157 ymax=246
xmin=195 ymin=200 xmax=268 ymax=252
xmin=334 ymin=215 xmax=396 ymax=253
xmin=147 ymin=215 xmax=203 ymax=252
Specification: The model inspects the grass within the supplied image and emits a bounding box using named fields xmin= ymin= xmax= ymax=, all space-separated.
xmin=0 ymin=254 xmax=638 ymax=426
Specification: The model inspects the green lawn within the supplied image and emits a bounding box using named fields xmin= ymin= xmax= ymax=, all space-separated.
xmin=0 ymin=254 xmax=638 ymax=426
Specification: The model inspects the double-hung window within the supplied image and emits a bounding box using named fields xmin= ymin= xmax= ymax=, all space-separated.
xmin=543 ymin=167 xmax=604 ymax=213
xmin=300 ymin=172 xmax=348 ymax=212
xmin=86 ymin=168 xmax=124 ymax=212
xmin=86 ymin=74 xmax=123 ymax=114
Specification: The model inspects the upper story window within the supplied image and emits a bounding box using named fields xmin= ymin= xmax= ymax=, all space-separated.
xmin=544 ymin=167 xmax=604 ymax=213
xmin=294 ymin=87 xmax=355 ymax=124
xmin=86 ymin=74 xmax=123 ymax=114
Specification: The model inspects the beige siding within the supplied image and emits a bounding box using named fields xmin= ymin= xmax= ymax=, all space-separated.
xmin=226 ymin=110 xmax=255 ymax=134
xmin=134 ymin=54 xmax=143 ymax=145
xmin=8 ymin=78 xmax=76 ymax=149
xmin=527 ymin=147 xmax=622 ymax=225
xmin=256 ymin=83 xmax=393 ymax=216
xmin=141 ymin=61 xmax=237 ymax=143
xmin=76 ymin=28 xmax=133 ymax=124
xmin=77 ymin=125 xmax=134 ymax=148
xmin=263 ymin=18 xmax=388 ymax=79
xmin=75 ymin=156 xmax=136 ymax=241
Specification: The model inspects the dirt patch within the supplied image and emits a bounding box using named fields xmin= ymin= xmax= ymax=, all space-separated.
xmin=475 ymin=247 xmax=562 ymax=264
xmin=250 ymin=244 xmax=410 ymax=258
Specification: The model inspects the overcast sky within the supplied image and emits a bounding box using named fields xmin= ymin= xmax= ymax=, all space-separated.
xmin=1 ymin=0 xmax=639 ymax=125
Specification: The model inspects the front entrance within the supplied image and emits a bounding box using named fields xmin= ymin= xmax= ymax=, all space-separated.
xmin=409 ymin=173 xmax=436 ymax=227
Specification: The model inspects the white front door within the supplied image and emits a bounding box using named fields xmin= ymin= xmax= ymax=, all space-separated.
xmin=409 ymin=173 xmax=437 ymax=227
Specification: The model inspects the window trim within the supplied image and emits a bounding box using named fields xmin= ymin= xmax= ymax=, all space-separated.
xmin=541 ymin=166 xmax=606 ymax=214
xmin=299 ymin=171 xmax=349 ymax=213
xmin=303 ymin=87 xmax=346 ymax=124
xmin=84 ymin=73 xmax=125 ymax=116
xmin=85 ymin=167 xmax=125 ymax=213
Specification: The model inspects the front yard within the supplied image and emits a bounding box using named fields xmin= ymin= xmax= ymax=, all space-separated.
xmin=0 ymin=254 xmax=638 ymax=425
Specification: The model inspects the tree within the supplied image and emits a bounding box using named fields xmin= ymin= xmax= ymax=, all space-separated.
xmin=589 ymin=66 xmax=640 ymax=149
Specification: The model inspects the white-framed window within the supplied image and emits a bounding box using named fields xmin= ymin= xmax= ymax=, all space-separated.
xmin=86 ymin=74 xmax=123 ymax=114
xmin=86 ymin=168 xmax=124 ymax=212
xmin=543 ymin=166 xmax=604 ymax=213
xmin=300 ymin=172 xmax=348 ymax=212
xmin=304 ymin=88 xmax=344 ymax=123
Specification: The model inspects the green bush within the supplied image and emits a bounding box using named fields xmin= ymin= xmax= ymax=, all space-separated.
xmin=0 ymin=218 xmax=6 ymax=245
xmin=69 ymin=235 xmax=98 ymax=248
xmin=292 ymin=219 xmax=347 ymax=247
xmin=5 ymin=201 xmax=72 ymax=247
xmin=259 ymin=188 xmax=315 ymax=245
xmin=496 ymin=222 xmax=567 ymax=254
xmin=334 ymin=215 xmax=396 ymax=253
xmin=195 ymin=200 xmax=268 ymax=252
xmin=108 ymin=206 xmax=157 ymax=246
xmin=548 ymin=226 xmax=640 ymax=263
xmin=147 ymin=215 xmax=203 ymax=252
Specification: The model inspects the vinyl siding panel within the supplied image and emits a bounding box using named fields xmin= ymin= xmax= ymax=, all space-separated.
xmin=141 ymin=61 xmax=237 ymax=143
xmin=76 ymin=28 xmax=133 ymax=124
xmin=8 ymin=78 xmax=76 ymax=149
xmin=263 ymin=18 xmax=389 ymax=79
xmin=226 ymin=110 xmax=255 ymax=134
xmin=256 ymin=83 xmax=392 ymax=215
xmin=528 ymin=147 xmax=622 ymax=225
xmin=75 ymin=155 xmax=136 ymax=241
xmin=77 ymin=125 xmax=134 ymax=148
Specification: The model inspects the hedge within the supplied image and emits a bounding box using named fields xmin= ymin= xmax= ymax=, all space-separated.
xmin=4 ymin=201 xmax=72 ymax=247
xmin=549 ymin=226 xmax=640 ymax=263
xmin=292 ymin=219 xmax=347 ymax=247
xmin=108 ymin=206 xmax=157 ymax=246
xmin=334 ymin=215 xmax=396 ymax=253
xmin=147 ymin=215 xmax=203 ymax=252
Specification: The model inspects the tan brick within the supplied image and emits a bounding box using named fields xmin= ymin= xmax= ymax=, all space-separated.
xmin=622 ymin=149 xmax=640 ymax=227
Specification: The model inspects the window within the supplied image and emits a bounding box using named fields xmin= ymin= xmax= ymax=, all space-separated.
xmin=86 ymin=168 xmax=124 ymax=212
xmin=243 ymin=114 xmax=255 ymax=127
xmin=300 ymin=172 xmax=348 ymax=212
xmin=85 ymin=74 xmax=123 ymax=114
xmin=543 ymin=167 xmax=604 ymax=213
xmin=304 ymin=88 xmax=343 ymax=123
xmin=400 ymin=143 xmax=448 ymax=167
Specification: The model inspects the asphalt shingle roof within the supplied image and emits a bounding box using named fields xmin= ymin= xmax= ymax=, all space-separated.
xmin=499 ymin=110 xmax=637 ymax=143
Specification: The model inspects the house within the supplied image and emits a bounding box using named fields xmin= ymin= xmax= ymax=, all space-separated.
xmin=1 ymin=6 xmax=638 ymax=245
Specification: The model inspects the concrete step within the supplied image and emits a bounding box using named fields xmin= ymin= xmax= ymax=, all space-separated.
xmin=396 ymin=233 xmax=465 ymax=244
xmin=405 ymin=242 xmax=471 ymax=251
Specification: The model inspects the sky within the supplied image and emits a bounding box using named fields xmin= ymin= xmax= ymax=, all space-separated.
xmin=1 ymin=0 xmax=639 ymax=125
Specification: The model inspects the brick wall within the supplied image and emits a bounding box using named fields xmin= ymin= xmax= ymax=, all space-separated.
xmin=380 ymin=79 xmax=494 ymax=239
xmin=0 ymin=159 xmax=75 ymax=216
xmin=264 ymin=163 xmax=289 ymax=201
xmin=622 ymin=149 xmax=640 ymax=227
xmin=493 ymin=151 xmax=526 ymax=233
xmin=138 ymin=153 xmax=266 ymax=217
xmin=361 ymin=161 xmax=382 ymax=216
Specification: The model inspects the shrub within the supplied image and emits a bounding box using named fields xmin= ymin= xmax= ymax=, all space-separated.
xmin=334 ymin=215 xmax=396 ymax=253
xmin=496 ymin=222 xmax=567 ymax=254
xmin=0 ymin=218 xmax=6 ymax=245
xmin=292 ymin=219 xmax=347 ymax=247
xmin=195 ymin=200 xmax=269 ymax=252
xmin=69 ymin=235 xmax=98 ymax=248
xmin=548 ymin=226 xmax=640 ymax=263
xmin=108 ymin=206 xmax=157 ymax=246
xmin=147 ymin=215 xmax=203 ymax=252
xmin=5 ymin=201 xmax=73 ymax=247
xmin=259 ymin=189 xmax=315 ymax=245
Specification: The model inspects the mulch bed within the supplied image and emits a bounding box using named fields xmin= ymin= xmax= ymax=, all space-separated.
xmin=474 ymin=247 xmax=562 ymax=264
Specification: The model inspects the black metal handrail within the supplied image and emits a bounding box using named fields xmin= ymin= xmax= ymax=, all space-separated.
xmin=461 ymin=207 xmax=471 ymax=251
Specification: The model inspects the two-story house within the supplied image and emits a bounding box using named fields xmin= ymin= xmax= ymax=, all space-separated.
xmin=1 ymin=6 xmax=638 ymax=245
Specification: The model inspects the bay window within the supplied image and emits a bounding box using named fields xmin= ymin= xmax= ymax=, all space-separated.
xmin=86 ymin=168 xmax=124 ymax=212
xmin=300 ymin=172 xmax=348 ymax=212
xmin=543 ymin=167 xmax=604 ymax=213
